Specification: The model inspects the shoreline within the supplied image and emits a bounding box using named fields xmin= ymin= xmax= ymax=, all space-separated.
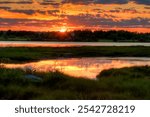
xmin=0 ymin=41 xmax=150 ymax=47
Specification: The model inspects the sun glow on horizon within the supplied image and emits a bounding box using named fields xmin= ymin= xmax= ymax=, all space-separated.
xmin=59 ymin=27 xmax=67 ymax=33
xmin=0 ymin=0 xmax=149 ymax=33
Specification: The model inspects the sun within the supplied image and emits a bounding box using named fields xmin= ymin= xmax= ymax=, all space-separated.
xmin=59 ymin=27 xmax=67 ymax=33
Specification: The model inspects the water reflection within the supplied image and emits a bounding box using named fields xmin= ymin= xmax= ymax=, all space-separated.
xmin=0 ymin=41 xmax=150 ymax=47
xmin=1 ymin=57 xmax=150 ymax=79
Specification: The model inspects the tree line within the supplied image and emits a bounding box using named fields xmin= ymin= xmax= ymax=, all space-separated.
xmin=0 ymin=30 xmax=150 ymax=42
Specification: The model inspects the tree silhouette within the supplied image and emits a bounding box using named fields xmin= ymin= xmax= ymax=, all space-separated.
xmin=0 ymin=30 xmax=149 ymax=42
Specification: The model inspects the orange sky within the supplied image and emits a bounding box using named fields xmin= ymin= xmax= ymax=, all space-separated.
xmin=0 ymin=0 xmax=149 ymax=32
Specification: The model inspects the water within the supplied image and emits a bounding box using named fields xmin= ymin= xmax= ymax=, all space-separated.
xmin=0 ymin=41 xmax=150 ymax=47
xmin=1 ymin=57 xmax=150 ymax=79
xmin=1 ymin=41 xmax=150 ymax=78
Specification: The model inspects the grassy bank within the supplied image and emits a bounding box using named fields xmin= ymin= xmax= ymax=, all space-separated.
xmin=0 ymin=66 xmax=150 ymax=100
xmin=0 ymin=46 xmax=150 ymax=63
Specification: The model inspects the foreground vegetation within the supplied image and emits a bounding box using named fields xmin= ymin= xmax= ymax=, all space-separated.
xmin=0 ymin=66 xmax=150 ymax=100
xmin=0 ymin=45 xmax=150 ymax=99
xmin=0 ymin=30 xmax=150 ymax=42
xmin=1 ymin=46 xmax=150 ymax=63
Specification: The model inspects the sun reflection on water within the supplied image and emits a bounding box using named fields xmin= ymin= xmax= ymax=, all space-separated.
xmin=1 ymin=57 xmax=150 ymax=79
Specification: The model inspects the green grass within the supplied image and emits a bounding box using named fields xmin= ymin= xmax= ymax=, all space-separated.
xmin=0 ymin=46 xmax=150 ymax=99
xmin=0 ymin=46 xmax=150 ymax=63
xmin=0 ymin=37 xmax=29 ymax=41
xmin=0 ymin=66 xmax=150 ymax=100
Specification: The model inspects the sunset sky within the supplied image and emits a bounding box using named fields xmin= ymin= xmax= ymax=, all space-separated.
xmin=0 ymin=0 xmax=149 ymax=32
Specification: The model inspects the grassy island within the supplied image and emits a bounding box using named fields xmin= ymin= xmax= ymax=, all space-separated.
xmin=0 ymin=46 xmax=150 ymax=63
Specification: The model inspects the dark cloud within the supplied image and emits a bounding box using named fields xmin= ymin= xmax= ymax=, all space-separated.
xmin=9 ymin=10 xmax=35 ymax=15
xmin=92 ymin=8 xmax=105 ymax=13
xmin=123 ymin=8 xmax=139 ymax=13
xmin=62 ymin=0 xmax=93 ymax=4
xmin=145 ymin=7 xmax=150 ymax=9
xmin=62 ymin=0 xmax=150 ymax=5
xmin=47 ymin=10 xmax=60 ymax=15
xmin=40 ymin=0 xmax=60 ymax=6
xmin=0 ymin=6 xmax=11 ymax=10
xmin=0 ymin=13 xmax=149 ymax=30
xmin=94 ymin=0 xmax=128 ymax=4
xmin=0 ymin=0 xmax=149 ymax=5
xmin=12 ymin=9 xmax=60 ymax=15
xmin=109 ymin=9 xmax=121 ymax=13
xmin=0 ymin=18 xmax=63 ymax=27
xmin=0 ymin=8 xmax=60 ymax=15
xmin=109 ymin=8 xmax=139 ymax=14
xmin=0 ymin=0 xmax=32 ymax=4
xmin=116 ymin=18 xmax=150 ymax=27
xmin=0 ymin=18 xmax=24 ymax=26
xmin=62 ymin=0 xmax=128 ymax=4
xmin=66 ymin=14 xmax=150 ymax=28
xmin=131 ymin=0 xmax=150 ymax=5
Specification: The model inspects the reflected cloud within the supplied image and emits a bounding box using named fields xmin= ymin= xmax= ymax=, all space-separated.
xmin=1 ymin=57 xmax=150 ymax=79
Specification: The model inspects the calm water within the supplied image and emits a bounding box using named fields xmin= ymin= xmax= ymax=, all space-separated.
xmin=1 ymin=57 xmax=150 ymax=79
xmin=0 ymin=41 xmax=150 ymax=47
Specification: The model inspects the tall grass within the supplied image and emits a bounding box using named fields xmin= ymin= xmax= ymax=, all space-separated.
xmin=1 ymin=46 xmax=150 ymax=63
xmin=0 ymin=66 xmax=150 ymax=100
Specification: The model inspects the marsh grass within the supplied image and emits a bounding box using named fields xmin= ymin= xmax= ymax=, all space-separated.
xmin=1 ymin=46 xmax=150 ymax=63
xmin=0 ymin=66 xmax=150 ymax=100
